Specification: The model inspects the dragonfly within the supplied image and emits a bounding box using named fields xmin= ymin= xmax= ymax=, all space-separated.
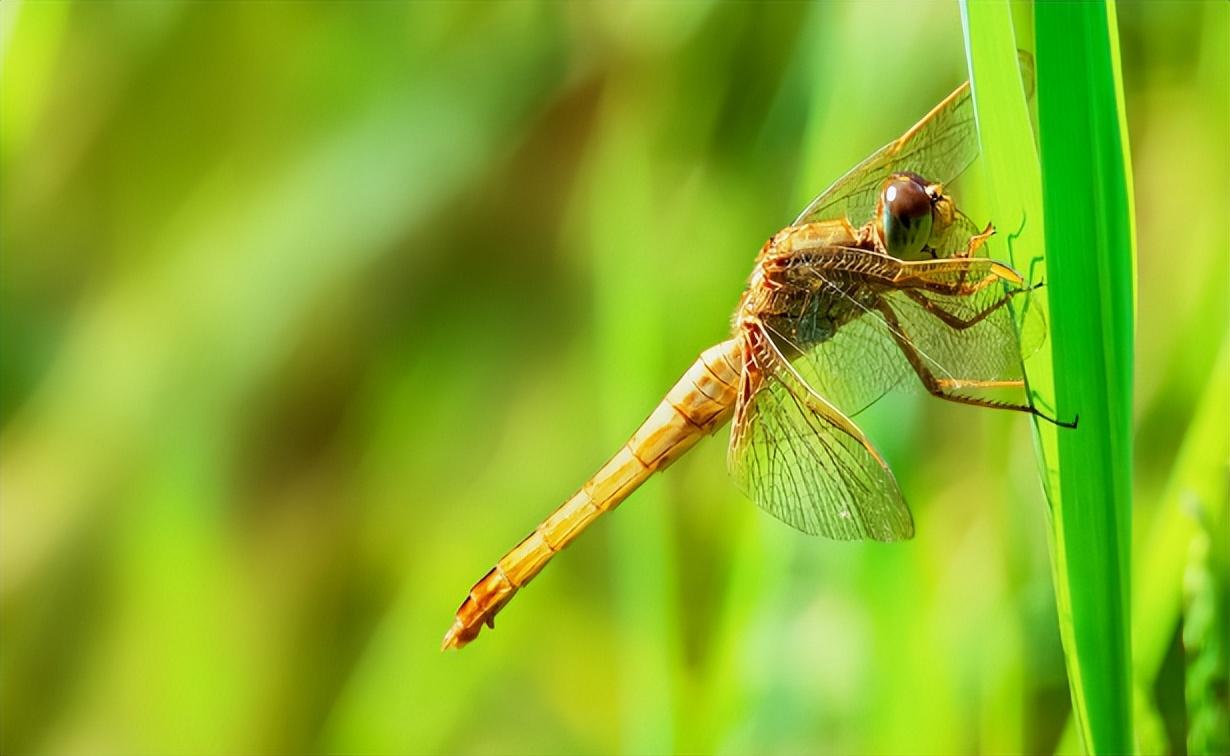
xmin=442 ymin=73 xmax=1073 ymax=651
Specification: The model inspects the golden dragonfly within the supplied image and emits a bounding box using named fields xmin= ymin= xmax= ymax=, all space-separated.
xmin=443 ymin=73 xmax=1073 ymax=651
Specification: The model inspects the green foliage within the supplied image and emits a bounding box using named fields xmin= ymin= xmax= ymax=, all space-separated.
xmin=1034 ymin=3 xmax=1137 ymax=752
xmin=1135 ymin=334 xmax=1230 ymax=754
xmin=1174 ymin=338 xmax=1230 ymax=754
xmin=1 ymin=2 xmax=1224 ymax=754
xmin=962 ymin=2 xmax=1138 ymax=751
xmin=1184 ymin=486 xmax=1230 ymax=756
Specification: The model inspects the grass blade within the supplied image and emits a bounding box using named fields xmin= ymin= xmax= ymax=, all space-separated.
xmin=963 ymin=1 xmax=1137 ymax=752
xmin=1135 ymin=331 xmax=1230 ymax=732
xmin=1036 ymin=2 xmax=1137 ymax=752
xmin=1183 ymin=471 xmax=1230 ymax=755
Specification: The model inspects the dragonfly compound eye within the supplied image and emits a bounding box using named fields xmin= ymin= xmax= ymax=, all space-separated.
xmin=880 ymin=175 xmax=934 ymax=260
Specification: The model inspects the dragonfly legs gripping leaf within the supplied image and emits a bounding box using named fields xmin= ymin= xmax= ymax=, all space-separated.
xmin=874 ymin=299 xmax=1077 ymax=429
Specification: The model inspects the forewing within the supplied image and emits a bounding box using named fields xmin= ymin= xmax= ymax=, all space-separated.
xmin=729 ymin=331 xmax=913 ymax=541
xmin=793 ymin=82 xmax=976 ymax=228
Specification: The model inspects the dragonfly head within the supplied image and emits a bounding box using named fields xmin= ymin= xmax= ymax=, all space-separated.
xmin=877 ymin=172 xmax=952 ymax=260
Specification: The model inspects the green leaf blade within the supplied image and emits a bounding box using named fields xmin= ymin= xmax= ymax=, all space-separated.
xmin=963 ymin=1 xmax=1137 ymax=752
xmin=1036 ymin=2 xmax=1137 ymax=753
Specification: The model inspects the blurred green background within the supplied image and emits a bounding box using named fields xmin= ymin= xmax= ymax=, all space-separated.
xmin=1 ymin=2 xmax=1226 ymax=754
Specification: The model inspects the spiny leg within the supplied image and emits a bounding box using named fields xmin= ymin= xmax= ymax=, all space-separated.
xmin=946 ymin=222 xmax=996 ymax=296
xmin=895 ymin=224 xmax=1017 ymax=298
xmin=902 ymin=282 xmax=1039 ymax=332
xmin=926 ymin=220 xmax=996 ymax=291
xmin=892 ymin=258 xmax=1017 ymax=298
xmin=919 ymin=273 xmax=1001 ymax=297
xmin=952 ymin=222 xmax=995 ymax=260
xmin=875 ymin=300 xmax=1077 ymax=428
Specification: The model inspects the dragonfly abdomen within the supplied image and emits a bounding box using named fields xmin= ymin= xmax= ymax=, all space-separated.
xmin=442 ymin=339 xmax=742 ymax=649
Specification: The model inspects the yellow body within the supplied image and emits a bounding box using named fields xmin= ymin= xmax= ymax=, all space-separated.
xmin=441 ymin=339 xmax=743 ymax=650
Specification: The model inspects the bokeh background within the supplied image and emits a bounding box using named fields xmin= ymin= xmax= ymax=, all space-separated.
xmin=1 ymin=2 xmax=1226 ymax=754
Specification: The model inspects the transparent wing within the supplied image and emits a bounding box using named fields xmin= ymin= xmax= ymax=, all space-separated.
xmin=761 ymin=298 xmax=911 ymax=419
xmin=774 ymin=245 xmax=1037 ymax=393
xmin=793 ymin=81 xmax=976 ymax=228
xmin=728 ymin=327 xmax=913 ymax=541
xmin=877 ymin=284 xmax=1043 ymax=387
xmin=870 ymin=253 xmax=1047 ymax=372
xmin=763 ymin=251 xmax=1045 ymax=419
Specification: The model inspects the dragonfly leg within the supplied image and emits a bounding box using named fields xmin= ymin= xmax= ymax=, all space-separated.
xmin=942 ymin=223 xmax=995 ymax=293
xmin=892 ymin=257 xmax=1021 ymax=297
xmin=896 ymin=270 xmax=1002 ymax=298
xmin=950 ymin=222 xmax=995 ymax=260
xmin=875 ymin=300 xmax=1077 ymax=429
xmin=902 ymin=284 xmax=1036 ymax=331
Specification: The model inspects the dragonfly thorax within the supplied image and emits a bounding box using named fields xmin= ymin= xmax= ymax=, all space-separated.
xmin=739 ymin=224 xmax=880 ymax=355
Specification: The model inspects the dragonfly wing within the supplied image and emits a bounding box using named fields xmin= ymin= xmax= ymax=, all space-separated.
xmin=729 ymin=326 xmax=913 ymax=541
xmin=760 ymin=293 xmax=910 ymax=419
xmin=878 ymin=282 xmax=1046 ymax=383
xmin=871 ymin=253 xmax=1045 ymax=379
xmin=793 ymin=81 xmax=977 ymax=228
xmin=768 ymin=250 xmax=1042 ymax=416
